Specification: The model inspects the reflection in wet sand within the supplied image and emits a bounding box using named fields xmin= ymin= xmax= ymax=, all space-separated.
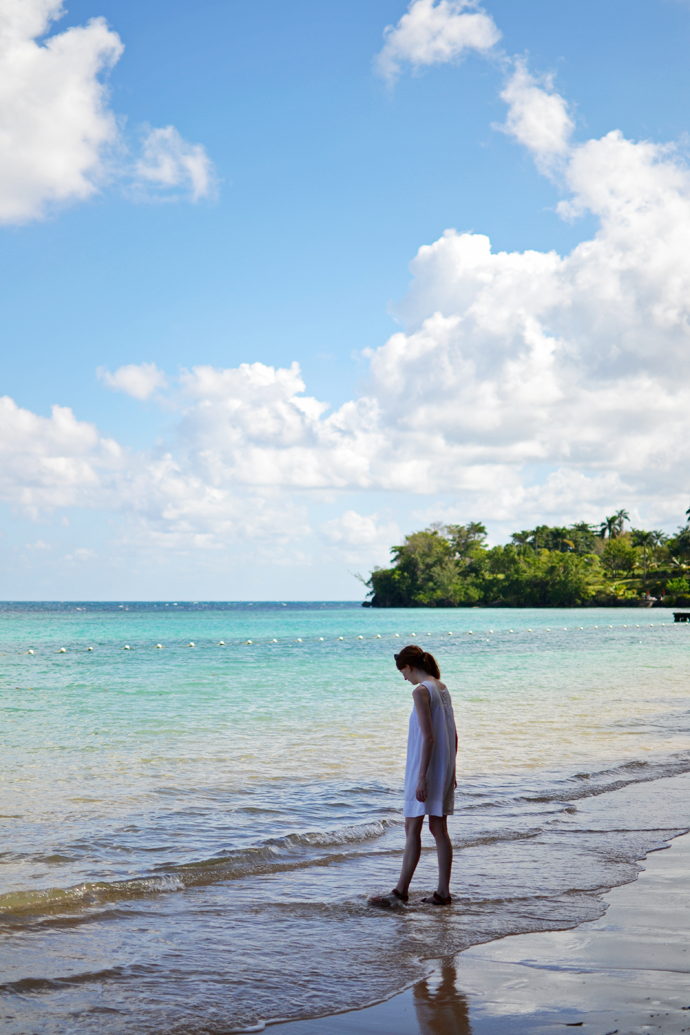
xmin=414 ymin=966 xmax=472 ymax=1035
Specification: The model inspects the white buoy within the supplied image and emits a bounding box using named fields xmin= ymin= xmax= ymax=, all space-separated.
xmin=124 ymin=645 xmax=130 ymax=650
xmin=297 ymin=638 xmax=302 ymax=642
xmin=318 ymin=637 xmax=323 ymax=641
xmin=427 ymin=632 xmax=431 ymax=636
xmin=375 ymin=634 xmax=381 ymax=638
xmin=218 ymin=641 xmax=225 ymax=645
xmin=246 ymin=640 xmax=253 ymax=644
xmin=394 ymin=633 xmax=399 ymax=637
xmin=27 ymin=649 xmax=34 ymax=654
xmin=357 ymin=635 xmax=363 ymax=639
xmin=58 ymin=648 xmax=66 ymax=652
xmin=338 ymin=636 xmax=344 ymax=640
xmin=188 ymin=642 xmax=195 ymax=647
xmin=448 ymin=631 xmax=452 ymax=635
xmin=87 ymin=646 xmax=94 ymax=651
xmin=155 ymin=644 xmax=163 ymax=649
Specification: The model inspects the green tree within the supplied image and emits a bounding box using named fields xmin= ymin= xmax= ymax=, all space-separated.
xmin=631 ymin=529 xmax=664 ymax=583
xmin=483 ymin=544 xmax=602 ymax=606
xmin=600 ymin=510 xmax=629 ymax=539
xmin=602 ymin=535 xmax=638 ymax=576
xmin=614 ymin=509 xmax=630 ymax=534
xmin=445 ymin=521 xmax=487 ymax=559
xmin=367 ymin=527 xmax=480 ymax=607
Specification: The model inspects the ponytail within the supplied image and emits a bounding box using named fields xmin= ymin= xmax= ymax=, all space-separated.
xmin=394 ymin=644 xmax=441 ymax=678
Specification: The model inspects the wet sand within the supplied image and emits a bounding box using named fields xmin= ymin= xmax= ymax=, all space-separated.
xmin=268 ymin=830 xmax=690 ymax=1034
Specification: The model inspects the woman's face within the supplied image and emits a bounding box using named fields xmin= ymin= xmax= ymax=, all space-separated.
xmin=399 ymin=665 xmax=415 ymax=683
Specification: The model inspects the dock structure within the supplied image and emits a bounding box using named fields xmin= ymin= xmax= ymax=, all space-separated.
xmin=673 ymin=612 xmax=690 ymax=622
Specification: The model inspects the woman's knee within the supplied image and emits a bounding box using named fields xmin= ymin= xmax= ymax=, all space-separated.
xmin=405 ymin=816 xmax=424 ymax=839
xmin=428 ymin=815 xmax=448 ymax=838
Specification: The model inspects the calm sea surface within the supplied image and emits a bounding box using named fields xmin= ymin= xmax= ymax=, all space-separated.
xmin=2 ymin=602 xmax=690 ymax=1033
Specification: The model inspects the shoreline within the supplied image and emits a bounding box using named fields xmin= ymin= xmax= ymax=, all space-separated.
xmin=267 ymin=830 xmax=690 ymax=1035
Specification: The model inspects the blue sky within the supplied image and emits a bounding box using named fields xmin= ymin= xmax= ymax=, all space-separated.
xmin=2 ymin=0 xmax=690 ymax=599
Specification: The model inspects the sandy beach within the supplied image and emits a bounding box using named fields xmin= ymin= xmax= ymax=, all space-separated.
xmin=269 ymin=830 xmax=690 ymax=1035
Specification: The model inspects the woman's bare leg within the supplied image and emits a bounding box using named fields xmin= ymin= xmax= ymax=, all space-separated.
xmin=396 ymin=815 xmax=424 ymax=896
xmin=428 ymin=815 xmax=452 ymax=899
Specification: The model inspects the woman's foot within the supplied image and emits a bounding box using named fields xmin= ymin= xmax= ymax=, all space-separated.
xmin=421 ymin=891 xmax=452 ymax=905
xmin=368 ymin=888 xmax=409 ymax=907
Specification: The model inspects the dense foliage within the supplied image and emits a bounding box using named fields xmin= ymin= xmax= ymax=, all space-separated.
xmin=364 ymin=515 xmax=690 ymax=608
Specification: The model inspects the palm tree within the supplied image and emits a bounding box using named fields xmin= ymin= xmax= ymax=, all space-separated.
xmin=614 ymin=509 xmax=630 ymax=535
xmin=632 ymin=529 xmax=655 ymax=583
xmin=599 ymin=515 xmax=619 ymax=539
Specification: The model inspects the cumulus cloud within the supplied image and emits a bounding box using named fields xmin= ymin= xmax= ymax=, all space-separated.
xmin=5 ymin=43 xmax=690 ymax=556
xmin=0 ymin=0 xmax=215 ymax=223
xmin=98 ymin=362 xmax=168 ymax=400
xmin=375 ymin=0 xmax=500 ymax=85
xmin=320 ymin=510 xmax=401 ymax=564
xmin=0 ymin=395 xmax=123 ymax=517
xmin=0 ymin=0 xmax=122 ymax=222
xmin=133 ymin=126 xmax=216 ymax=202
xmin=498 ymin=59 xmax=574 ymax=173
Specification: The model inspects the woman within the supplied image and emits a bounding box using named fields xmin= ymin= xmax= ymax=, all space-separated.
xmin=371 ymin=644 xmax=457 ymax=907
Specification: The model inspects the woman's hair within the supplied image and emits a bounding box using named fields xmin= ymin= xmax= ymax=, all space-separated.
xmin=394 ymin=644 xmax=441 ymax=678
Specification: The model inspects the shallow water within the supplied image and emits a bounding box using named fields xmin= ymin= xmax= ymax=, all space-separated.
xmin=2 ymin=602 xmax=690 ymax=1032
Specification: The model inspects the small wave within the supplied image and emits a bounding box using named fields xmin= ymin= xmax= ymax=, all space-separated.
xmin=0 ymin=875 xmax=186 ymax=917
xmin=519 ymin=752 xmax=690 ymax=805
xmin=0 ymin=820 xmax=397 ymax=919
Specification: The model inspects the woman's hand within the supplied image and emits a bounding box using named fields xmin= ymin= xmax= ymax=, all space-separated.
xmin=416 ymin=775 xmax=428 ymax=802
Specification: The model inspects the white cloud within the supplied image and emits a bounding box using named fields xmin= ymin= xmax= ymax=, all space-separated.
xmin=0 ymin=0 xmax=122 ymax=222
xmin=98 ymin=362 xmax=168 ymax=400
xmin=65 ymin=546 xmax=96 ymax=562
xmin=0 ymin=395 xmax=123 ymax=517
xmin=375 ymin=0 xmax=500 ymax=85
xmin=133 ymin=126 xmax=216 ymax=202
xmin=498 ymin=59 xmax=574 ymax=173
xmin=5 ymin=48 xmax=690 ymax=562
xmin=0 ymin=1 xmax=215 ymax=223
xmin=320 ymin=510 xmax=401 ymax=564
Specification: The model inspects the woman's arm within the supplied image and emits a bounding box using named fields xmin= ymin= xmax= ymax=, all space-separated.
xmin=413 ymin=684 xmax=434 ymax=802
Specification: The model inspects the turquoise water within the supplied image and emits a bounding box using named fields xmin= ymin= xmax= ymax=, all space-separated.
xmin=2 ymin=602 xmax=690 ymax=1032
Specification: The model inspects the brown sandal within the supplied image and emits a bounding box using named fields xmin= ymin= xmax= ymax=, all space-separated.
xmin=421 ymin=892 xmax=452 ymax=905
xmin=368 ymin=888 xmax=409 ymax=907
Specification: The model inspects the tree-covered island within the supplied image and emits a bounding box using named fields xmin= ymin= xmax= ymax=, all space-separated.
xmin=363 ymin=511 xmax=690 ymax=608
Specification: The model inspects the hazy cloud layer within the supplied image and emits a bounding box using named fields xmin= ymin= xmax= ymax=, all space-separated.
xmin=0 ymin=0 xmax=215 ymax=222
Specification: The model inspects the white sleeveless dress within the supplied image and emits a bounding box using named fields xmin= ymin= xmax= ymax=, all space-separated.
xmin=403 ymin=679 xmax=456 ymax=818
